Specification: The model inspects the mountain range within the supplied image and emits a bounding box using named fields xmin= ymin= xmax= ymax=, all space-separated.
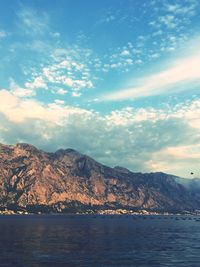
xmin=0 ymin=143 xmax=200 ymax=214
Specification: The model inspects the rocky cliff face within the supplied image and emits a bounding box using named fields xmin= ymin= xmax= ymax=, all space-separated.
xmin=0 ymin=143 xmax=199 ymax=213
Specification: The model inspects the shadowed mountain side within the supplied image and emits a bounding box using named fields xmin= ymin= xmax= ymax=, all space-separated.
xmin=0 ymin=143 xmax=199 ymax=213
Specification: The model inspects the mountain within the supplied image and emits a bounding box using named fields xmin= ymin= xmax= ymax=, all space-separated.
xmin=0 ymin=143 xmax=199 ymax=214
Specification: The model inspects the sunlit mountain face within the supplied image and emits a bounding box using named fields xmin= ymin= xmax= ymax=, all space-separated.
xmin=0 ymin=0 xmax=200 ymax=178
xmin=1 ymin=143 xmax=200 ymax=213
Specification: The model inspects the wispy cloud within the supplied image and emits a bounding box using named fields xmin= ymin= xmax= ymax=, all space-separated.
xmin=164 ymin=1 xmax=197 ymax=16
xmin=0 ymin=30 xmax=8 ymax=38
xmin=158 ymin=15 xmax=178 ymax=29
xmin=17 ymin=6 xmax=49 ymax=35
xmin=102 ymin=51 xmax=200 ymax=101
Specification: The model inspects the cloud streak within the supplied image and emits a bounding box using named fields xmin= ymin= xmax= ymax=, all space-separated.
xmin=102 ymin=51 xmax=200 ymax=101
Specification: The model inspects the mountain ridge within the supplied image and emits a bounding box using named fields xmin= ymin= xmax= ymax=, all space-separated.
xmin=0 ymin=143 xmax=199 ymax=214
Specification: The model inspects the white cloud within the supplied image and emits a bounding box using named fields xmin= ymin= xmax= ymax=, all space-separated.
xmin=148 ymin=0 xmax=198 ymax=57
xmin=102 ymin=51 xmax=200 ymax=101
xmin=56 ymin=88 xmax=68 ymax=95
xmin=12 ymin=88 xmax=35 ymax=97
xmin=25 ymin=76 xmax=48 ymax=90
xmin=28 ymin=46 xmax=96 ymax=96
xmin=42 ymin=67 xmax=56 ymax=83
xmin=72 ymin=91 xmax=81 ymax=97
xmin=0 ymin=89 xmax=199 ymax=178
xmin=0 ymin=89 xmax=90 ymax=123
xmin=103 ymin=45 xmax=136 ymax=73
xmin=64 ymin=77 xmax=93 ymax=91
xmin=120 ymin=50 xmax=130 ymax=56
xmin=9 ymin=79 xmax=35 ymax=97
xmin=64 ymin=78 xmax=74 ymax=87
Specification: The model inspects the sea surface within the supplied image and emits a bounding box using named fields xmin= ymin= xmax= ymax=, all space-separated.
xmin=0 ymin=215 xmax=200 ymax=267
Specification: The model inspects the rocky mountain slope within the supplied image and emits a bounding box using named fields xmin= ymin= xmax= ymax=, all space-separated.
xmin=0 ymin=143 xmax=199 ymax=213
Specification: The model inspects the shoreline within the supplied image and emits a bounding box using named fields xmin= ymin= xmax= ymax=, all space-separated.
xmin=1 ymin=208 xmax=200 ymax=216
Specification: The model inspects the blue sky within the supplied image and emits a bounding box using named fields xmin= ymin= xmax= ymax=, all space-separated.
xmin=0 ymin=0 xmax=200 ymax=177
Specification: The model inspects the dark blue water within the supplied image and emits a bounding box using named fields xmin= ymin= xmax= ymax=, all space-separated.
xmin=0 ymin=215 xmax=200 ymax=267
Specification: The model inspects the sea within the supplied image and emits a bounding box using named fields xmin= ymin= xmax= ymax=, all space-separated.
xmin=0 ymin=214 xmax=200 ymax=267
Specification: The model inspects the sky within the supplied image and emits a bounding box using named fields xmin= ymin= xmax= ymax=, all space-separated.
xmin=0 ymin=0 xmax=200 ymax=178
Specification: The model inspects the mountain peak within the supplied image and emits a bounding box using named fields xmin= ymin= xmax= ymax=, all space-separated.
xmin=15 ymin=142 xmax=37 ymax=150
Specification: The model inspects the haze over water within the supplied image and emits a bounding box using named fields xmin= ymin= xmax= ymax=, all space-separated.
xmin=0 ymin=215 xmax=200 ymax=267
